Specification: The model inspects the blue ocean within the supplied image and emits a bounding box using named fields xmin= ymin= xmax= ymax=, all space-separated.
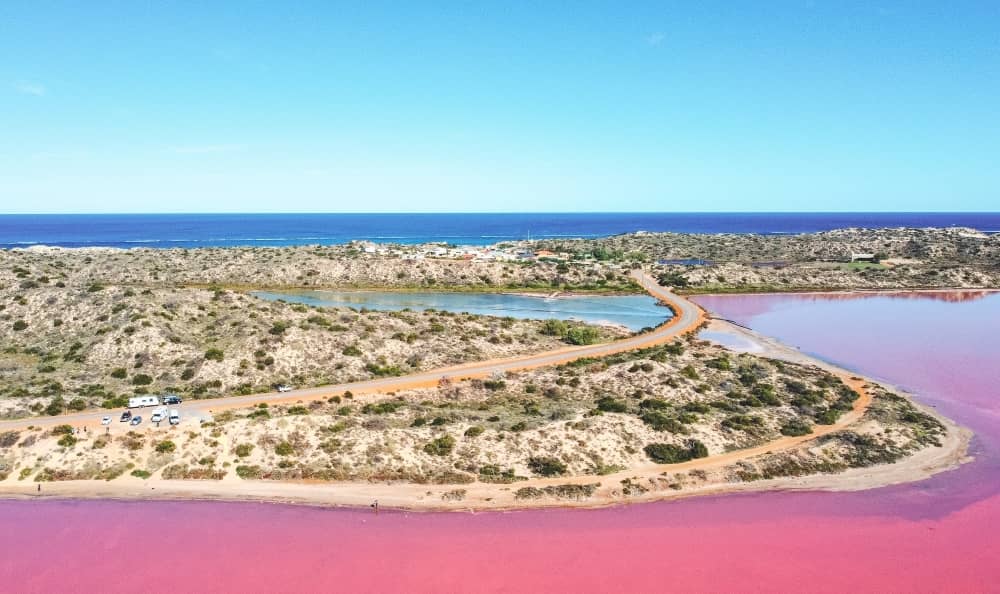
xmin=0 ymin=213 xmax=997 ymax=249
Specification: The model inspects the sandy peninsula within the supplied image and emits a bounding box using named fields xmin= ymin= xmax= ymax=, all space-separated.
xmin=0 ymin=285 xmax=969 ymax=511
xmin=0 ymin=228 xmax=985 ymax=511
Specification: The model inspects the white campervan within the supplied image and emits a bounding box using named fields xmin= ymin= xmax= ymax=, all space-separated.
xmin=168 ymin=409 xmax=180 ymax=425
xmin=150 ymin=407 xmax=167 ymax=423
xmin=127 ymin=395 xmax=160 ymax=408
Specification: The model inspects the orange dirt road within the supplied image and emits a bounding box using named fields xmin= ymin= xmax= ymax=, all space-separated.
xmin=0 ymin=271 xmax=707 ymax=431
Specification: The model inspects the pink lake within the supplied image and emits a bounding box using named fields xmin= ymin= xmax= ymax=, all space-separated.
xmin=3 ymin=291 xmax=1000 ymax=593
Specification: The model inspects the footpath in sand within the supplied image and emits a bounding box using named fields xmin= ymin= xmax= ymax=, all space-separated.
xmin=0 ymin=273 xmax=970 ymax=510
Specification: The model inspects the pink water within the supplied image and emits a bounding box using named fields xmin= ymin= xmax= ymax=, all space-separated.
xmin=4 ymin=292 xmax=1000 ymax=593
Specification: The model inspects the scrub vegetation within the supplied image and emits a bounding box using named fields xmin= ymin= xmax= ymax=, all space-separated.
xmin=2 ymin=333 xmax=948 ymax=503
xmin=0 ymin=267 xmax=622 ymax=419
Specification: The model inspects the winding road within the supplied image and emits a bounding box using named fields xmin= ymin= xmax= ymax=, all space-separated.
xmin=0 ymin=271 xmax=900 ymax=511
xmin=0 ymin=271 xmax=706 ymax=431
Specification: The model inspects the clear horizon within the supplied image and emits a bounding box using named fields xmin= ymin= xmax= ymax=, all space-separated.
xmin=3 ymin=2 xmax=998 ymax=213
xmin=2 ymin=210 xmax=999 ymax=216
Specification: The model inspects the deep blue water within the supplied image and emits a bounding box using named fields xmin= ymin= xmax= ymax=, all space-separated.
xmin=252 ymin=290 xmax=670 ymax=330
xmin=0 ymin=213 xmax=997 ymax=249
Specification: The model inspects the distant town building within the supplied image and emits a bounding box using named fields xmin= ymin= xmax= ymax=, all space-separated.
xmin=658 ymin=258 xmax=714 ymax=266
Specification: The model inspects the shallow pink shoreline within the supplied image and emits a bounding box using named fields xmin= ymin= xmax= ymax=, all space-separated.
xmin=3 ymin=291 xmax=1000 ymax=593
xmin=4 ymin=493 xmax=1000 ymax=593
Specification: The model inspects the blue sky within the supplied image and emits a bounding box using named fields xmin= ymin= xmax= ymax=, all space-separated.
xmin=1 ymin=1 xmax=997 ymax=213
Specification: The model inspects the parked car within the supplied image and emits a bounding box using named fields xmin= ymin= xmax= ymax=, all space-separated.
xmin=130 ymin=416 xmax=142 ymax=426
xmin=276 ymin=384 xmax=293 ymax=393
xmin=163 ymin=395 xmax=183 ymax=405
xmin=168 ymin=409 xmax=180 ymax=425
xmin=101 ymin=416 xmax=112 ymax=426
xmin=120 ymin=410 xmax=132 ymax=422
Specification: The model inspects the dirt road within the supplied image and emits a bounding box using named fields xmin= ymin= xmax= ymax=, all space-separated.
xmin=0 ymin=271 xmax=706 ymax=430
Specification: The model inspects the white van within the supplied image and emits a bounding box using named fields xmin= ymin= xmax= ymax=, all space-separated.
xmin=127 ymin=395 xmax=160 ymax=408
xmin=168 ymin=409 xmax=180 ymax=425
xmin=150 ymin=407 xmax=167 ymax=423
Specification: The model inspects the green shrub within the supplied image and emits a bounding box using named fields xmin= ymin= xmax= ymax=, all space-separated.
xmin=643 ymin=439 xmax=708 ymax=464
xmin=248 ymin=408 xmax=270 ymax=420
xmin=527 ymin=456 xmax=567 ymax=477
xmin=565 ymin=326 xmax=601 ymax=345
xmin=663 ymin=342 xmax=685 ymax=355
xmin=596 ymin=396 xmax=627 ymax=413
xmin=362 ymin=401 xmax=403 ymax=415
xmin=12 ymin=320 xmax=27 ymax=331
xmin=515 ymin=486 xmax=544 ymax=499
xmin=44 ymin=397 xmax=65 ymax=416
xmin=780 ymin=418 xmax=814 ymax=436
xmin=722 ymin=414 xmax=764 ymax=431
xmin=364 ymin=362 xmax=403 ymax=377
xmin=640 ymin=411 xmax=686 ymax=433
xmin=180 ymin=368 xmax=195 ymax=380
xmin=482 ymin=379 xmax=506 ymax=391
xmin=540 ymin=319 xmax=568 ymax=337
xmin=131 ymin=469 xmax=152 ymax=479
xmin=342 ymin=345 xmax=362 ymax=356
xmin=464 ymin=425 xmax=485 ymax=438
xmin=815 ymin=408 xmax=842 ymax=425
xmin=706 ymin=357 xmax=731 ymax=370
xmin=683 ymin=402 xmax=711 ymax=414
xmin=687 ymin=439 xmax=709 ymax=459
xmin=101 ymin=395 xmax=129 ymax=409
xmin=57 ymin=434 xmax=78 ymax=447
xmin=131 ymin=374 xmax=153 ymax=386
xmin=236 ymin=465 xmax=262 ymax=479
xmin=110 ymin=367 xmax=128 ymax=379
xmin=155 ymin=440 xmax=176 ymax=453
xmin=274 ymin=442 xmax=295 ymax=456
xmin=639 ymin=398 xmax=671 ymax=411
xmin=204 ymin=348 xmax=224 ymax=362
xmin=423 ymin=435 xmax=456 ymax=456
xmin=657 ymin=272 xmax=689 ymax=288
xmin=235 ymin=443 xmax=254 ymax=457
xmin=479 ymin=464 xmax=518 ymax=483
xmin=51 ymin=424 xmax=74 ymax=436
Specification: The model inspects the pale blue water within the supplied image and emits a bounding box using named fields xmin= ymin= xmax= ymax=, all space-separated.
xmin=251 ymin=290 xmax=670 ymax=330
xmin=1 ymin=212 xmax=997 ymax=249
